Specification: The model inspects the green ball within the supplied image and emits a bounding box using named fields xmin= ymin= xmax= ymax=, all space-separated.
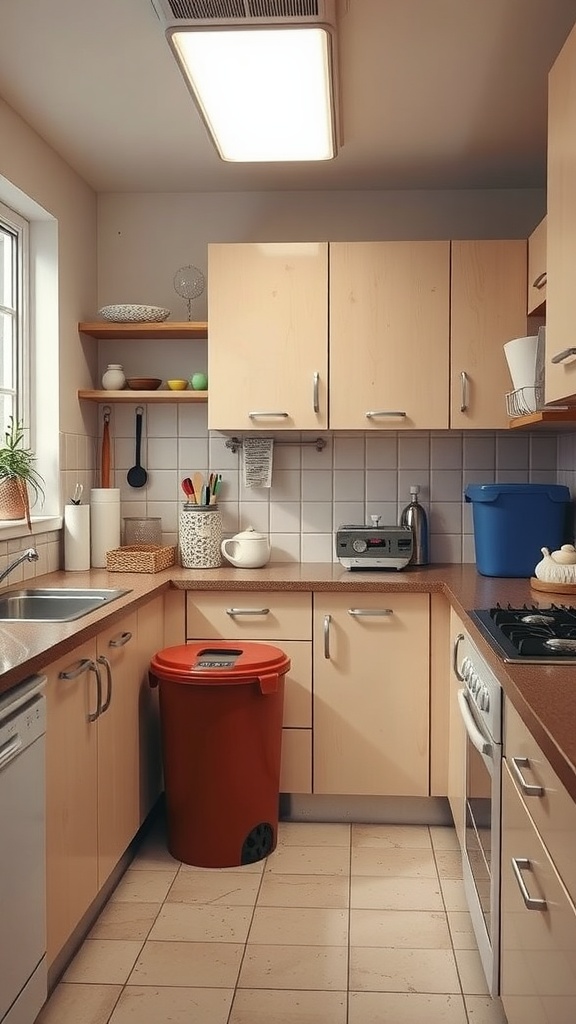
xmin=190 ymin=372 xmax=208 ymax=391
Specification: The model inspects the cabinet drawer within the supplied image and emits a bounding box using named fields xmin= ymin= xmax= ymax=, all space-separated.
xmin=504 ymin=699 xmax=576 ymax=902
xmin=501 ymin=763 xmax=576 ymax=1024
xmin=186 ymin=592 xmax=312 ymax=641
xmin=280 ymin=729 xmax=312 ymax=794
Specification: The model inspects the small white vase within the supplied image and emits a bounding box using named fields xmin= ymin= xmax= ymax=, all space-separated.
xmin=101 ymin=364 xmax=126 ymax=390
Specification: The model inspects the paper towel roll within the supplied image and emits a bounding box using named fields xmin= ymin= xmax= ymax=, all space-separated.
xmin=64 ymin=503 xmax=91 ymax=571
xmin=90 ymin=488 xmax=120 ymax=567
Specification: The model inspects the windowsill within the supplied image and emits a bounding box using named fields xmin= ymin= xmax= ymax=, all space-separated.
xmin=0 ymin=516 xmax=62 ymax=540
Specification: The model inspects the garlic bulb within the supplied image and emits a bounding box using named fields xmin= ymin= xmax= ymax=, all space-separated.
xmin=535 ymin=546 xmax=576 ymax=583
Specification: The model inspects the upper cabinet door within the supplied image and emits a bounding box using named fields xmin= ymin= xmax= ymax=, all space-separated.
xmin=208 ymin=242 xmax=328 ymax=430
xmin=527 ymin=216 xmax=547 ymax=315
xmin=450 ymin=240 xmax=527 ymax=429
xmin=546 ymin=22 xmax=576 ymax=405
xmin=329 ymin=241 xmax=450 ymax=429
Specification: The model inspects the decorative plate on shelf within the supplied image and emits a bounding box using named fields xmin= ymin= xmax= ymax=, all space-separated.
xmin=97 ymin=304 xmax=171 ymax=323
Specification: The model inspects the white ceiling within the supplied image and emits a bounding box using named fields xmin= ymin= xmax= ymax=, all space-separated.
xmin=0 ymin=0 xmax=575 ymax=194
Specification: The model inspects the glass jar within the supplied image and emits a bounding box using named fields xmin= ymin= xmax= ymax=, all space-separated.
xmin=101 ymin=363 xmax=126 ymax=390
xmin=123 ymin=516 xmax=162 ymax=546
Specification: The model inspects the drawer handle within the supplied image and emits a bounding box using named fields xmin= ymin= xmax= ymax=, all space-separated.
xmin=248 ymin=411 xmax=289 ymax=419
xmin=365 ymin=410 xmax=407 ymax=419
xmin=108 ymin=630 xmax=133 ymax=648
xmin=511 ymin=857 xmax=547 ymax=911
xmin=226 ymin=607 xmax=270 ymax=616
xmin=58 ymin=657 xmax=93 ymax=681
xmin=510 ymin=756 xmax=544 ymax=797
xmin=348 ymin=608 xmax=393 ymax=617
xmin=532 ymin=271 xmax=547 ymax=290
xmin=551 ymin=347 xmax=576 ymax=364
xmin=313 ymin=371 xmax=320 ymax=414
xmin=324 ymin=613 xmax=332 ymax=659
xmin=453 ymin=633 xmax=466 ymax=682
xmin=460 ymin=371 xmax=468 ymax=412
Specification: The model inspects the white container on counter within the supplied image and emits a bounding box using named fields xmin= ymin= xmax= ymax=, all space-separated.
xmin=90 ymin=488 xmax=120 ymax=567
xmin=64 ymin=503 xmax=91 ymax=571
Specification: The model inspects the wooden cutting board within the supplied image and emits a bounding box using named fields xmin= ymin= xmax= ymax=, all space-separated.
xmin=530 ymin=577 xmax=576 ymax=595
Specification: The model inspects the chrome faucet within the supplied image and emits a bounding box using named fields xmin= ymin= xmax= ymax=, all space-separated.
xmin=0 ymin=547 xmax=39 ymax=586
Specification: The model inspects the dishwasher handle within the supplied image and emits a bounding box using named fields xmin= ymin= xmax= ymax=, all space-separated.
xmin=0 ymin=733 xmax=23 ymax=772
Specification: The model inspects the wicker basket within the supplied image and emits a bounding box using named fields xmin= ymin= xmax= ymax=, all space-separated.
xmin=106 ymin=544 xmax=176 ymax=573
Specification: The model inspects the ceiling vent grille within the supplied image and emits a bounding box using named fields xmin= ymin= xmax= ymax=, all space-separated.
xmin=152 ymin=0 xmax=332 ymax=26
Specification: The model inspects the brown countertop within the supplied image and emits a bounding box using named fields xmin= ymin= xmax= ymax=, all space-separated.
xmin=1 ymin=561 xmax=574 ymax=802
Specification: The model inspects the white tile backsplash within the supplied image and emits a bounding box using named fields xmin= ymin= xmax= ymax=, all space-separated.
xmin=55 ymin=424 xmax=566 ymax=568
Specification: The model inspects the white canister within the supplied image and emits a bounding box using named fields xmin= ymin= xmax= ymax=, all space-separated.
xmin=179 ymin=505 xmax=222 ymax=568
xmin=101 ymin=364 xmax=126 ymax=390
xmin=90 ymin=488 xmax=121 ymax=567
xmin=64 ymin=503 xmax=90 ymax=571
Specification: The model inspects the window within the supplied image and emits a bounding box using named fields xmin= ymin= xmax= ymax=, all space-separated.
xmin=0 ymin=201 xmax=28 ymax=432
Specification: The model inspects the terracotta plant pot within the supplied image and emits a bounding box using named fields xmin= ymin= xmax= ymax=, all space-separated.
xmin=0 ymin=478 xmax=30 ymax=528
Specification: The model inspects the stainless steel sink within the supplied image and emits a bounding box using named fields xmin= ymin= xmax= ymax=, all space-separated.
xmin=0 ymin=588 xmax=131 ymax=622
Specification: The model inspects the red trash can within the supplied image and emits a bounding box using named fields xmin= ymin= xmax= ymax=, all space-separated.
xmin=149 ymin=640 xmax=290 ymax=868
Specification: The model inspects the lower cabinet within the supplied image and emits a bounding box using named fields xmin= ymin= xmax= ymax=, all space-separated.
xmin=447 ymin=609 xmax=466 ymax=848
xmin=501 ymin=700 xmax=576 ymax=1023
xmin=185 ymin=592 xmax=313 ymax=793
xmin=312 ymin=593 xmax=430 ymax=796
xmin=46 ymin=600 xmax=165 ymax=967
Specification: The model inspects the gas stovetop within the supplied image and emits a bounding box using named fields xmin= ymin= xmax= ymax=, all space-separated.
xmin=470 ymin=604 xmax=576 ymax=663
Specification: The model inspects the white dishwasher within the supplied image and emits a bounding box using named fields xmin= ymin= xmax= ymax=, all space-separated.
xmin=0 ymin=675 xmax=47 ymax=1024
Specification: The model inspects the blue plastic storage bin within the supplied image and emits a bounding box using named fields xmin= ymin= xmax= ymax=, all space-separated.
xmin=464 ymin=483 xmax=571 ymax=577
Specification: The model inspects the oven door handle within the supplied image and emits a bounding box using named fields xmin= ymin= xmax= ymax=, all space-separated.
xmin=457 ymin=688 xmax=493 ymax=757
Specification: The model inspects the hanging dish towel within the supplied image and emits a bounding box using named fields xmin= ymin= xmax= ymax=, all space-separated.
xmin=243 ymin=437 xmax=274 ymax=488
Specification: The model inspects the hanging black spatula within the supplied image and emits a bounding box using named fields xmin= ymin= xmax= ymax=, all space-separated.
xmin=127 ymin=408 xmax=148 ymax=488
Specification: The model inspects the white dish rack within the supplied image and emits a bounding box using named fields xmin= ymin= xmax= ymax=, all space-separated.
xmin=505 ymin=384 xmax=544 ymax=417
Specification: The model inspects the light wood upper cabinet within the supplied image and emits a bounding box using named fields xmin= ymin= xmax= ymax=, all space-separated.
xmin=450 ymin=240 xmax=528 ymax=429
xmin=329 ymin=241 xmax=450 ymax=429
xmin=527 ymin=217 xmax=547 ymax=314
xmin=208 ymin=242 xmax=328 ymax=430
xmin=313 ymin=592 xmax=430 ymax=796
xmin=546 ymin=21 xmax=576 ymax=405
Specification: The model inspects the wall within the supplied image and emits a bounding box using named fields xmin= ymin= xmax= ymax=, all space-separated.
xmin=95 ymin=189 xmax=556 ymax=564
xmin=0 ymin=96 xmax=97 ymax=576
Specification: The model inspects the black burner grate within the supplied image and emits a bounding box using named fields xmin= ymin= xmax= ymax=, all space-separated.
xmin=470 ymin=604 xmax=576 ymax=661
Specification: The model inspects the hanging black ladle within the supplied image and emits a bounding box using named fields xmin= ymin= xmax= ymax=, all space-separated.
xmin=127 ymin=407 xmax=148 ymax=488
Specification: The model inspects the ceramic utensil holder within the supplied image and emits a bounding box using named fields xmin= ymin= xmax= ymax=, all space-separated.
xmin=179 ymin=504 xmax=222 ymax=568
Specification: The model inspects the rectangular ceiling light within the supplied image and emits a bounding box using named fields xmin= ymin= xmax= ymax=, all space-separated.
xmin=168 ymin=26 xmax=337 ymax=162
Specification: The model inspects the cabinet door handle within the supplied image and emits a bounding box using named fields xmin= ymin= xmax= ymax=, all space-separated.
xmin=58 ymin=657 xmax=93 ymax=681
xmin=532 ymin=271 xmax=547 ymax=289
xmin=323 ymin=613 xmax=332 ymax=659
xmin=313 ymin=371 xmax=320 ymax=414
xmin=453 ymin=633 xmax=466 ymax=682
xmin=348 ymin=608 xmax=393 ymax=617
xmin=510 ymin=756 xmax=544 ymax=797
xmin=460 ymin=371 xmax=468 ymax=412
xmin=365 ymin=410 xmax=407 ymax=419
xmin=511 ymin=857 xmax=547 ymax=911
xmin=96 ymin=655 xmax=113 ymax=714
xmin=226 ymin=607 xmax=270 ymax=616
xmin=58 ymin=657 xmax=102 ymax=724
xmin=108 ymin=630 xmax=133 ymax=648
xmin=551 ymin=347 xmax=576 ymax=364
xmin=248 ymin=411 xmax=289 ymax=419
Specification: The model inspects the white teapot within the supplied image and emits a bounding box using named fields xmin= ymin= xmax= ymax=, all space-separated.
xmin=220 ymin=526 xmax=271 ymax=569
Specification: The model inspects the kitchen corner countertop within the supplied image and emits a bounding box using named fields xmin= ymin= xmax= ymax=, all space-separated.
xmin=1 ymin=561 xmax=575 ymax=802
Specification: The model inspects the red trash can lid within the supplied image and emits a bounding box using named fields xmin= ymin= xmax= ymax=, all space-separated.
xmin=150 ymin=640 xmax=290 ymax=693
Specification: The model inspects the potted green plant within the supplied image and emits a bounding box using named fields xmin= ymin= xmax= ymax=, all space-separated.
xmin=0 ymin=416 xmax=45 ymax=531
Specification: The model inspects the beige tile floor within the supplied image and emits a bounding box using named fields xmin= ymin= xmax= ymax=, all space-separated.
xmin=37 ymin=820 xmax=508 ymax=1024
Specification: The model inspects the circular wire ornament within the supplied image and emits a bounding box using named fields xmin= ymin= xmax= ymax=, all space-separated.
xmin=173 ymin=265 xmax=206 ymax=320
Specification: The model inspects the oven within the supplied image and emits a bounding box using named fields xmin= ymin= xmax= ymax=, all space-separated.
xmin=452 ymin=630 xmax=502 ymax=996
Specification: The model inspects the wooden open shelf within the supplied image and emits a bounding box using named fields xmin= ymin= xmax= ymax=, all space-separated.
xmin=78 ymin=390 xmax=207 ymax=403
xmin=509 ymin=407 xmax=576 ymax=429
xmin=78 ymin=321 xmax=208 ymax=340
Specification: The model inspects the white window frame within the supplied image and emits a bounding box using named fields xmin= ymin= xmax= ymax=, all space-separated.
xmin=0 ymin=200 xmax=30 ymax=435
